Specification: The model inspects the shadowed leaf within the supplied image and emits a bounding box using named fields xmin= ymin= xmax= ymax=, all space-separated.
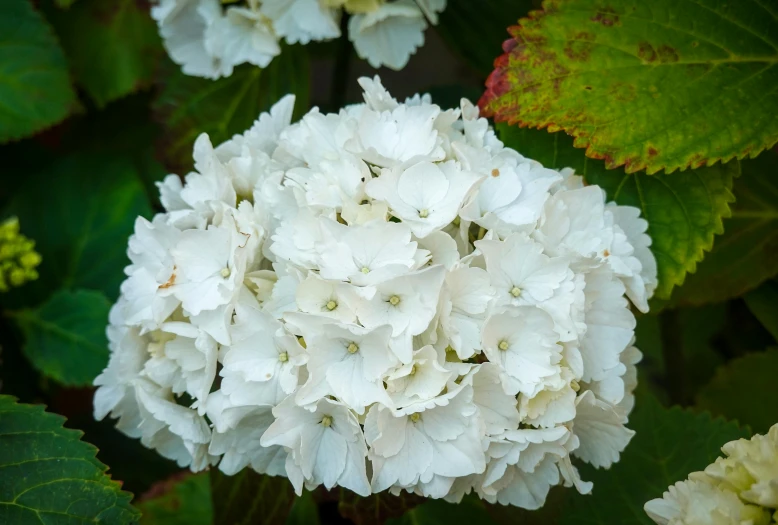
xmin=153 ymin=45 xmax=310 ymax=171
xmin=744 ymin=280 xmax=778 ymax=341
xmin=44 ymin=0 xmax=163 ymax=108
xmin=668 ymin=148 xmax=778 ymax=306
xmin=2 ymin=152 xmax=153 ymax=307
xmin=559 ymin=392 xmax=749 ymax=524
xmin=436 ymin=0 xmax=534 ymax=75
xmin=139 ymin=472 xmax=212 ymax=525
xmin=339 ymin=488 xmax=425 ymax=525
xmin=210 ymin=469 xmax=295 ymax=525
xmin=696 ymin=348 xmax=778 ymax=434
xmin=0 ymin=0 xmax=76 ymax=142
xmin=13 ymin=289 xmax=110 ymax=386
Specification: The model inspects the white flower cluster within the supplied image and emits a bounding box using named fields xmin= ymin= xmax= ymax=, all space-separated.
xmin=645 ymin=423 xmax=778 ymax=525
xmin=94 ymin=76 xmax=657 ymax=508
xmin=151 ymin=0 xmax=446 ymax=79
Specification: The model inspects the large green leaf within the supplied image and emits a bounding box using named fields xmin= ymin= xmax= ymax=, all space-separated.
xmin=0 ymin=395 xmax=138 ymax=524
xmin=436 ymin=0 xmax=534 ymax=75
xmin=210 ymin=469 xmax=294 ymax=525
xmin=3 ymin=152 xmax=153 ymax=307
xmin=668 ymin=148 xmax=778 ymax=306
xmin=498 ymin=125 xmax=737 ymax=299
xmin=559 ymin=392 xmax=749 ymax=524
xmin=0 ymin=0 xmax=76 ymax=142
xmin=44 ymin=0 xmax=162 ymax=108
xmin=139 ymin=472 xmax=212 ymax=525
xmin=480 ymin=0 xmax=778 ymax=174
xmin=154 ymin=45 xmax=311 ymax=170
xmin=696 ymin=348 xmax=778 ymax=435
xmin=12 ymin=289 xmax=110 ymax=387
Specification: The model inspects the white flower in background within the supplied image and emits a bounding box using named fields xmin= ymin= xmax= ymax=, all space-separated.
xmin=645 ymin=479 xmax=770 ymax=525
xmin=96 ymin=76 xmax=657 ymax=509
xmin=645 ymin=423 xmax=778 ymax=525
xmin=152 ymin=0 xmax=448 ymax=79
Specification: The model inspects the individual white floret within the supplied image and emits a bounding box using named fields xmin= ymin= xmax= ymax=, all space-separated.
xmin=261 ymin=396 xmax=371 ymax=496
xmin=294 ymin=320 xmax=396 ymax=414
xmin=220 ymin=307 xmax=307 ymax=406
xmin=481 ymin=306 xmax=563 ymax=397
xmin=366 ymin=160 xmax=481 ymax=238
xmin=366 ymin=385 xmax=486 ymax=496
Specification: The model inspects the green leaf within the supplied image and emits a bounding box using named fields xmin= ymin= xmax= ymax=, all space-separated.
xmin=480 ymin=0 xmax=778 ymax=174
xmin=744 ymin=280 xmax=778 ymax=341
xmin=696 ymin=348 xmax=778 ymax=435
xmin=387 ymin=497 xmax=497 ymax=525
xmin=436 ymin=0 xmax=534 ymax=75
xmin=44 ymin=0 xmax=162 ymax=108
xmin=635 ymin=305 xmax=728 ymax=406
xmin=0 ymin=395 xmax=139 ymax=524
xmin=668 ymin=148 xmax=778 ymax=306
xmin=286 ymin=490 xmax=319 ymax=525
xmin=13 ymin=289 xmax=110 ymax=387
xmin=0 ymin=0 xmax=77 ymax=142
xmin=3 ymin=152 xmax=153 ymax=306
xmin=139 ymin=472 xmax=212 ymax=525
xmin=210 ymin=469 xmax=294 ymax=525
xmin=497 ymin=124 xmax=737 ymax=299
xmin=154 ymin=45 xmax=311 ymax=170
xmin=339 ymin=489 xmax=424 ymax=525
xmin=559 ymin=392 xmax=749 ymax=524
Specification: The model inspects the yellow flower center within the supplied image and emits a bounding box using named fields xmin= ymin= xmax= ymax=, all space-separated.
xmin=321 ymin=415 xmax=333 ymax=427
xmin=410 ymin=413 xmax=421 ymax=423
xmin=389 ymin=295 xmax=401 ymax=306
xmin=419 ymin=209 xmax=429 ymax=218
xmin=498 ymin=340 xmax=509 ymax=351
xmin=278 ymin=352 xmax=289 ymax=363
xmin=326 ymin=300 xmax=338 ymax=311
xmin=510 ymin=286 xmax=521 ymax=298
xmin=220 ymin=267 xmax=231 ymax=278
xmin=361 ymin=267 xmax=370 ymax=274
xmin=347 ymin=342 xmax=359 ymax=354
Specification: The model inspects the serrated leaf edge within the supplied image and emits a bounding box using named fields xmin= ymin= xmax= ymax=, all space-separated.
xmin=0 ymin=395 xmax=139 ymax=519
xmin=479 ymin=0 xmax=778 ymax=175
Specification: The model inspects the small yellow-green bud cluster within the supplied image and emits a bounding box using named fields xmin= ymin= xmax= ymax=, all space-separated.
xmin=0 ymin=217 xmax=41 ymax=293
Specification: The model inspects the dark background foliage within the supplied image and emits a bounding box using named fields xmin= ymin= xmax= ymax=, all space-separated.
xmin=1 ymin=0 xmax=776 ymax=523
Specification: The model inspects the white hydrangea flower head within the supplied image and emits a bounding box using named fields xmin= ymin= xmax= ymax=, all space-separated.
xmin=151 ymin=0 xmax=448 ymax=78
xmin=644 ymin=479 xmax=770 ymax=525
xmin=645 ymin=423 xmax=778 ymax=525
xmin=95 ymin=76 xmax=658 ymax=509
